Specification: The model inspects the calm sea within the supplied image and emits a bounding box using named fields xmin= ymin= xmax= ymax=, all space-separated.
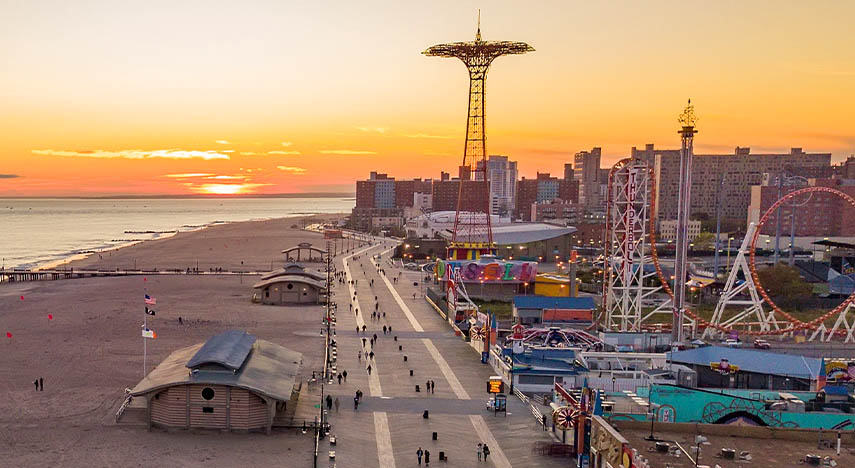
xmin=0 ymin=197 xmax=354 ymax=269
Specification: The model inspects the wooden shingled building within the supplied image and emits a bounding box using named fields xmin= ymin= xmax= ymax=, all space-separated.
xmin=128 ymin=330 xmax=302 ymax=433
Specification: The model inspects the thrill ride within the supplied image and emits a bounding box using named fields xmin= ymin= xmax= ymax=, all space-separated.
xmin=601 ymin=105 xmax=855 ymax=341
xmin=601 ymin=157 xmax=673 ymax=332
xmin=424 ymin=14 xmax=533 ymax=260
xmin=700 ymin=186 xmax=855 ymax=342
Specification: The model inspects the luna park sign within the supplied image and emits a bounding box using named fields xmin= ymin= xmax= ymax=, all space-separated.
xmin=435 ymin=259 xmax=537 ymax=283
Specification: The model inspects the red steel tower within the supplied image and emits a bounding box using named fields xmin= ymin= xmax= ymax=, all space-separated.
xmin=423 ymin=15 xmax=533 ymax=260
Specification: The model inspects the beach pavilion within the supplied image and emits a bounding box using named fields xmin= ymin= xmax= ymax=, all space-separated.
xmin=253 ymin=263 xmax=327 ymax=305
xmin=282 ymin=242 xmax=327 ymax=262
xmin=128 ymin=330 xmax=302 ymax=433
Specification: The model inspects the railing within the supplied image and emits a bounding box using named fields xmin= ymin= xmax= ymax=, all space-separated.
xmin=115 ymin=388 xmax=133 ymax=423
xmin=514 ymin=388 xmax=546 ymax=427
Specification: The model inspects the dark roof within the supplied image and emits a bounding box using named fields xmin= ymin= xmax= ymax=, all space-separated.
xmin=813 ymin=239 xmax=855 ymax=249
xmin=131 ymin=333 xmax=302 ymax=401
xmin=186 ymin=330 xmax=256 ymax=371
xmin=513 ymin=295 xmax=596 ymax=310
xmin=667 ymin=346 xmax=821 ymax=380
xmin=260 ymin=267 xmax=325 ymax=282
xmin=794 ymin=260 xmax=832 ymax=283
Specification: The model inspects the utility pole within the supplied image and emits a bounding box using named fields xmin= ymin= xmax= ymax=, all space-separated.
xmin=713 ymin=173 xmax=723 ymax=278
xmin=774 ymin=172 xmax=783 ymax=264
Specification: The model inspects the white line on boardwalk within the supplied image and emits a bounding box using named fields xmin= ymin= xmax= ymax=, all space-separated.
xmin=343 ymin=244 xmax=383 ymax=396
xmin=377 ymin=251 xmax=424 ymax=332
xmin=420 ymin=338 xmax=470 ymax=399
xmin=469 ymin=415 xmax=513 ymax=468
xmin=374 ymin=411 xmax=397 ymax=468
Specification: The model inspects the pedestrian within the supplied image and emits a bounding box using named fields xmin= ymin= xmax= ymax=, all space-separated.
xmin=356 ymin=326 xmax=360 ymax=334
xmin=369 ymin=351 xmax=374 ymax=360
xmin=373 ymin=333 xmax=378 ymax=342
xmin=337 ymin=373 xmax=342 ymax=384
xmin=33 ymin=379 xmax=38 ymax=391
xmin=358 ymin=350 xmax=362 ymax=362
xmin=362 ymin=337 xmax=367 ymax=347
xmin=383 ymin=312 xmax=386 ymax=318
xmin=362 ymin=325 xmax=367 ymax=332
xmin=357 ymin=389 xmax=363 ymax=400
xmin=387 ymin=324 xmax=391 ymax=332
xmin=424 ymin=449 xmax=430 ymax=466
xmin=477 ymin=443 xmax=483 ymax=461
xmin=342 ymin=370 xmax=348 ymax=382
xmin=39 ymin=377 xmax=43 ymax=391
xmin=413 ymin=293 xmax=417 ymax=300
xmin=431 ymin=379 xmax=435 ymax=394
xmin=326 ymin=394 xmax=333 ymax=410
xmin=367 ymin=364 xmax=372 ymax=375
xmin=375 ymin=302 xmax=379 ymax=311
xmin=354 ymin=396 xmax=359 ymax=410
xmin=416 ymin=447 xmax=423 ymax=465
xmin=483 ymin=444 xmax=490 ymax=462
xmin=383 ymin=325 xmax=387 ymax=335
xmin=334 ymin=397 xmax=340 ymax=412
xmin=426 ymin=380 xmax=430 ymax=394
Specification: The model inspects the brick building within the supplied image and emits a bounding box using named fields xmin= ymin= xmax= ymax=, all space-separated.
xmin=749 ymin=178 xmax=855 ymax=237
xmin=431 ymin=179 xmax=490 ymax=213
xmin=630 ymin=145 xmax=832 ymax=224
xmin=516 ymin=173 xmax=579 ymax=221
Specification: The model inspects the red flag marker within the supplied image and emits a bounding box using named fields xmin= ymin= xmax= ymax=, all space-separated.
xmin=5 ymin=332 xmax=11 ymax=338
xmin=48 ymin=314 xmax=53 ymax=320
xmin=20 ymin=296 xmax=24 ymax=301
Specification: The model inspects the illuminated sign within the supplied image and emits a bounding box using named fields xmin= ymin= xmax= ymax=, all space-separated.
xmin=435 ymin=259 xmax=538 ymax=283
xmin=487 ymin=377 xmax=504 ymax=394
xmin=710 ymin=358 xmax=739 ymax=375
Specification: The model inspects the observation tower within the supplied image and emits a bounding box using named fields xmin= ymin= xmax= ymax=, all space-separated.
xmin=423 ymin=14 xmax=534 ymax=260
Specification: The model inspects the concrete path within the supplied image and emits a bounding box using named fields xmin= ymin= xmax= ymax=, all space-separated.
xmin=321 ymin=239 xmax=567 ymax=468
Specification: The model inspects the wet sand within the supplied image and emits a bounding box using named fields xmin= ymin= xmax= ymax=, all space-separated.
xmin=0 ymin=215 xmax=345 ymax=467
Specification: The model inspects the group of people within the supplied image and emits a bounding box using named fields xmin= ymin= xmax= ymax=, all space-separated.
xmin=423 ymin=379 xmax=436 ymax=394
xmin=415 ymin=444 xmax=488 ymax=465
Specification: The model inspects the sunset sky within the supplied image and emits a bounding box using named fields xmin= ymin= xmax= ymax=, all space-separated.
xmin=1 ymin=1 xmax=854 ymax=196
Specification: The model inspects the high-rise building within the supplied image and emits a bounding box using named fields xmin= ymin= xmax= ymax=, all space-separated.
xmin=631 ymin=145 xmax=832 ymax=223
xmin=516 ymin=173 xmax=579 ymax=221
xmin=475 ymin=155 xmax=518 ymax=216
xmin=431 ymin=179 xmax=488 ymax=213
xmin=574 ymin=147 xmax=602 ymax=210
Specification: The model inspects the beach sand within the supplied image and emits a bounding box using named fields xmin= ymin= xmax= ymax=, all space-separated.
xmin=0 ymin=216 xmax=344 ymax=467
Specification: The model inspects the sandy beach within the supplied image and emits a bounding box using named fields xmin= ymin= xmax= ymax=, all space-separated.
xmin=0 ymin=216 xmax=344 ymax=467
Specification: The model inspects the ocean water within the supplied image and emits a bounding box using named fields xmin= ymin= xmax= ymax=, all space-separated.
xmin=0 ymin=197 xmax=354 ymax=269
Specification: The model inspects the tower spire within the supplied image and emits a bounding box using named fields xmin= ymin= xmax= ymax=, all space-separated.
xmin=476 ymin=10 xmax=481 ymax=42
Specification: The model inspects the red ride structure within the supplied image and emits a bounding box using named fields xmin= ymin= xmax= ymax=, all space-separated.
xmin=651 ymin=186 xmax=855 ymax=339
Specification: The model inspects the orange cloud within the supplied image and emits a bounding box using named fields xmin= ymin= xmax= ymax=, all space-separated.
xmin=319 ymin=149 xmax=377 ymax=155
xmin=268 ymin=150 xmax=301 ymax=155
xmin=33 ymin=149 xmax=230 ymax=160
xmin=276 ymin=166 xmax=307 ymax=174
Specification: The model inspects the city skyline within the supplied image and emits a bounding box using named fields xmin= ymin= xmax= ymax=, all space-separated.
xmin=2 ymin=1 xmax=855 ymax=196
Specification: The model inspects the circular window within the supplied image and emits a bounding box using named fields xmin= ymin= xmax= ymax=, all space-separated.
xmin=287 ymin=283 xmax=294 ymax=290
xmin=201 ymin=387 xmax=215 ymax=400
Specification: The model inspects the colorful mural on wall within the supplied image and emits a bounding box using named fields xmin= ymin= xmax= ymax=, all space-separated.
xmin=434 ymin=258 xmax=538 ymax=283
xmin=621 ymin=384 xmax=855 ymax=430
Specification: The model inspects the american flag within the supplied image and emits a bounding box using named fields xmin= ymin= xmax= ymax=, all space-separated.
xmin=144 ymin=294 xmax=156 ymax=305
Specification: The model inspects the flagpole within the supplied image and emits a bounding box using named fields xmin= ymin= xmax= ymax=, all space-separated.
xmin=143 ymin=303 xmax=147 ymax=377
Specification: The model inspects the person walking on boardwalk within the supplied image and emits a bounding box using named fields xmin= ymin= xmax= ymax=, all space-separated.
xmin=425 ymin=380 xmax=430 ymax=394
xmin=337 ymin=373 xmax=342 ymax=384
xmin=477 ymin=443 xmax=483 ymax=461
xmin=369 ymin=351 xmax=374 ymax=360
xmin=483 ymin=444 xmax=490 ymax=462
xmin=33 ymin=379 xmax=38 ymax=391
xmin=334 ymin=397 xmax=339 ymax=412
xmin=362 ymin=325 xmax=367 ymax=333
xmin=353 ymin=395 xmax=359 ymax=410
xmin=383 ymin=325 xmax=387 ymax=335
xmin=342 ymin=370 xmax=348 ymax=382
xmin=358 ymin=350 xmax=362 ymax=362
xmin=325 ymin=394 xmax=332 ymax=410
xmin=39 ymin=377 xmax=43 ymax=391
xmin=431 ymin=379 xmax=435 ymax=394
xmin=424 ymin=449 xmax=430 ymax=466
xmin=366 ymin=364 xmax=372 ymax=375
xmin=416 ymin=447 xmax=423 ymax=465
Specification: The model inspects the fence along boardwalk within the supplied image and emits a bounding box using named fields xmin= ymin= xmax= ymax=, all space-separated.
xmin=0 ymin=268 xmax=266 ymax=283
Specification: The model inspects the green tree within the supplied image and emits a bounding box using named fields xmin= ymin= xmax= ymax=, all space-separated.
xmin=756 ymin=264 xmax=812 ymax=303
xmin=693 ymin=231 xmax=716 ymax=250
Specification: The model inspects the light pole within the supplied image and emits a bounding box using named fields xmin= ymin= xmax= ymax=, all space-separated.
xmin=672 ymin=100 xmax=698 ymax=344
